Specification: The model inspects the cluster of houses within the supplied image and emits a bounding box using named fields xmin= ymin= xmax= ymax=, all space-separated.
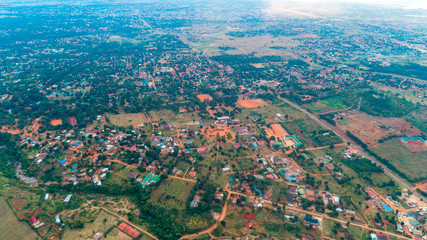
xmin=364 ymin=188 xmax=394 ymax=213
xmin=397 ymin=206 xmax=427 ymax=239
xmin=190 ymin=191 xmax=204 ymax=208
xmin=269 ymin=155 xmax=304 ymax=183
xmin=29 ymin=216 xmax=45 ymax=229
xmin=235 ymin=126 xmax=256 ymax=136
xmin=287 ymin=186 xmax=351 ymax=213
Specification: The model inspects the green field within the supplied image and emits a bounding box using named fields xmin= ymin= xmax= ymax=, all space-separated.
xmin=151 ymin=178 xmax=196 ymax=209
xmin=304 ymin=101 xmax=336 ymax=113
xmin=322 ymin=97 xmax=349 ymax=110
xmin=373 ymin=82 xmax=427 ymax=106
xmin=0 ymin=198 xmax=38 ymax=240
xmin=63 ymin=210 xmax=118 ymax=240
xmin=373 ymin=139 xmax=427 ymax=179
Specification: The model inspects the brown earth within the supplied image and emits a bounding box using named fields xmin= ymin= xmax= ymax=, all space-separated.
xmin=338 ymin=111 xmax=422 ymax=147
xmin=197 ymin=94 xmax=213 ymax=102
xmin=236 ymin=99 xmax=268 ymax=109
xmin=50 ymin=119 xmax=63 ymax=126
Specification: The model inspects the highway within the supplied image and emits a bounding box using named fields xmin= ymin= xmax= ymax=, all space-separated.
xmin=278 ymin=96 xmax=427 ymax=202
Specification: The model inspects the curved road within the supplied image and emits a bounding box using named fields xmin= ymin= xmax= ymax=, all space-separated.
xmin=278 ymin=96 xmax=427 ymax=202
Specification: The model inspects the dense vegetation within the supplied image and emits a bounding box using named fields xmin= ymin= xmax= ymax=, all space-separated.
xmin=0 ymin=132 xmax=30 ymax=178
xmin=332 ymin=90 xmax=416 ymax=118
xmin=366 ymin=62 xmax=427 ymax=81
xmin=342 ymin=158 xmax=383 ymax=174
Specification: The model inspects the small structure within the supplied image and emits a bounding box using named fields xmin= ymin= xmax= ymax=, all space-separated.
xmin=64 ymin=194 xmax=72 ymax=203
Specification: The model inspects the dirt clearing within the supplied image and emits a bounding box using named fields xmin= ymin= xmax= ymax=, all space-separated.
xmin=197 ymin=94 xmax=213 ymax=102
xmin=50 ymin=119 xmax=63 ymax=126
xmin=237 ymin=99 xmax=268 ymax=109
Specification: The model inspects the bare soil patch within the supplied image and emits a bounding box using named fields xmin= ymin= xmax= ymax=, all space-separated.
xmin=237 ymin=99 xmax=268 ymax=109
xmin=337 ymin=111 xmax=422 ymax=147
xmin=197 ymin=94 xmax=213 ymax=102
xmin=271 ymin=123 xmax=289 ymax=138
xmin=50 ymin=119 xmax=63 ymax=126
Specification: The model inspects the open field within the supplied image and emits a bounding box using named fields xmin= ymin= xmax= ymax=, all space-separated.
xmin=372 ymin=82 xmax=427 ymax=106
xmin=104 ymin=227 xmax=133 ymax=240
xmin=337 ymin=111 xmax=423 ymax=147
xmin=322 ymin=96 xmax=349 ymax=110
xmin=151 ymin=178 xmax=195 ymax=209
xmin=236 ymin=98 xmax=268 ymax=109
xmin=304 ymin=101 xmax=336 ymax=113
xmin=180 ymin=33 xmax=300 ymax=57
xmin=63 ymin=210 xmax=118 ymax=240
xmin=149 ymin=109 xmax=177 ymax=122
xmin=108 ymin=113 xmax=148 ymax=127
xmin=405 ymin=111 xmax=427 ymax=133
xmin=373 ymin=139 xmax=427 ymax=179
xmin=104 ymin=166 xmax=145 ymax=188
xmin=0 ymin=198 xmax=38 ymax=240
xmin=149 ymin=109 xmax=201 ymax=126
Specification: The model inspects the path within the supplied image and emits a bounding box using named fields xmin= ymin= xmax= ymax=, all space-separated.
xmin=168 ymin=175 xmax=197 ymax=183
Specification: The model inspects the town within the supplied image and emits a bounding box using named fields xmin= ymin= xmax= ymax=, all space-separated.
xmin=0 ymin=1 xmax=426 ymax=240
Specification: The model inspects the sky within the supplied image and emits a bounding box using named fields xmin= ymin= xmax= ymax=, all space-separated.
xmin=267 ymin=0 xmax=427 ymax=9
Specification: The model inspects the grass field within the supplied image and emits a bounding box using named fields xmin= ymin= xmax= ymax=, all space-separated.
xmin=373 ymin=139 xmax=427 ymax=179
xmin=62 ymin=210 xmax=118 ymax=240
xmin=104 ymin=227 xmax=133 ymax=240
xmin=148 ymin=109 xmax=201 ymax=126
xmin=103 ymin=166 xmax=145 ymax=188
xmin=105 ymin=227 xmax=154 ymax=240
xmin=336 ymin=117 xmax=352 ymax=126
xmin=322 ymin=97 xmax=349 ymax=110
xmin=372 ymin=82 xmax=427 ymax=106
xmin=151 ymin=178 xmax=195 ymax=209
xmin=180 ymin=33 xmax=300 ymax=57
xmin=304 ymin=101 xmax=336 ymax=113
xmin=108 ymin=113 xmax=148 ymax=127
xmin=0 ymin=197 xmax=38 ymax=240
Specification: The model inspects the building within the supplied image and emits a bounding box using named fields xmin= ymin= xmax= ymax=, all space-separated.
xmin=118 ymin=223 xmax=140 ymax=238
xmin=304 ymin=214 xmax=321 ymax=230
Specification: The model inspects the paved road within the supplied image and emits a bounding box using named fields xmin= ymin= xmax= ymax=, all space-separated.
xmin=278 ymin=96 xmax=427 ymax=203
